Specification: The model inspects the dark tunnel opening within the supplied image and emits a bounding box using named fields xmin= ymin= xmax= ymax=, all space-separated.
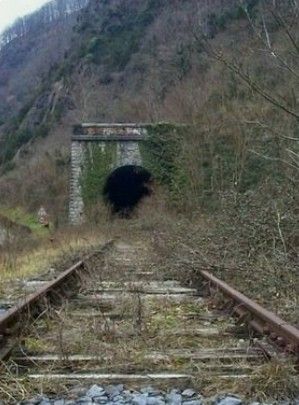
xmin=103 ymin=165 xmax=152 ymax=216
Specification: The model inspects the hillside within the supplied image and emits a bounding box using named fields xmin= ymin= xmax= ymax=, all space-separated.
xmin=0 ymin=0 xmax=298 ymax=225
xmin=0 ymin=0 xmax=260 ymax=167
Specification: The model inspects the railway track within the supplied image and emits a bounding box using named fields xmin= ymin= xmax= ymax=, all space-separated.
xmin=0 ymin=239 xmax=298 ymax=403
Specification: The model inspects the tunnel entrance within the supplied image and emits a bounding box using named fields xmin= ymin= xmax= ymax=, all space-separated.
xmin=103 ymin=165 xmax=152 ymax=216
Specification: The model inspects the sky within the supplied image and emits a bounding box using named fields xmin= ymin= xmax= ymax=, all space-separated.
xmin=0 ymin=0 xmax=49 ymax=34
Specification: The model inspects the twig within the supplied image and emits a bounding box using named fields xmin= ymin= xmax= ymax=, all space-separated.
xmin=275 ymin=208 xmax=287 ymax=257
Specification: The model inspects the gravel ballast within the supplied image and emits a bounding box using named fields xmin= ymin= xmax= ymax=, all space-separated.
xmin=16 ymin=384 xmax=298 ymax=405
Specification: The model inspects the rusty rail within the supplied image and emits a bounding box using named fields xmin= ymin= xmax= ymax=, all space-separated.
xmin=0 ymin=241 xmax=113 ymax=359
xmin=200 ymin=270 xmax=299 ymax=357
xmin=0 ymin=260 xmax=84 ymax=336
xmin=0 ymin=242 xmax=298 ymax=363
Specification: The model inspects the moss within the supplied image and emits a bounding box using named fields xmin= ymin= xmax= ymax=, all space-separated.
xmin=81 ymin=143 xmax=117 ymax=205
xmin=140 ymin=123 xmax=190 ymax=207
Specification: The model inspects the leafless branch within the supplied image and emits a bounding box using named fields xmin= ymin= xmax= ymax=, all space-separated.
xmin=270 ymin=8 xmax=299 ymax=55
xmin=204 ymin=42 xmax=299 ymax=119
xmin=249 ymin=149 xmax=299 ymax=170
xmin=242 ymin=120 xmax=299 ymax=141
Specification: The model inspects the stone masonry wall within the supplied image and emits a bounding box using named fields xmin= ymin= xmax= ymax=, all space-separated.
xmin=69 ymin=141 xmax=85 ymax=225
xmin=116 ymin=142 xmax=142 ymax=168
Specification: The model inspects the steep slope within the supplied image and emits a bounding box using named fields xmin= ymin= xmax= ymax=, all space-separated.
xmin=0 ymin=0 xmax=88 ymax=117
xmin=0 ymin=0 xmax=255 ymax=169
xmin=0 ymin=0 xmax=88 ymax=164
xmin=0 ymin=0 xmax=297 ymax=221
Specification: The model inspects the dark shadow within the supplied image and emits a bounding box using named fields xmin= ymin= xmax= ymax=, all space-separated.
xmin=103 ymin=165 xmax=152 ymax=217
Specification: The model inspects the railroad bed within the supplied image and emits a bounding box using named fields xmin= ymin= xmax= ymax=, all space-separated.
xmin=0 ymin=240 xmax=298 ymax=404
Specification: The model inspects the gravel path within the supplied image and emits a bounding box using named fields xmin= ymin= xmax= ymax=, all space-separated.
xmin=15 ymin=384 xmax=298 ymax=405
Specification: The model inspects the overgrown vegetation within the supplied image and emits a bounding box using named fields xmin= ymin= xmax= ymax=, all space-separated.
xmin=0 ymin=206 xmax=47 ymax=235
xmin=81 ymin=143 xmax=117 ymax=206
xmin=1 ymin=212 xmax=298 ymax=402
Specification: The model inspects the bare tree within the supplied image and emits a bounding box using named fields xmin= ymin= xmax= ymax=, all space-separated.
xmin=0 ymin=0 xmax=89 ymax=48
xmin=194 ymin=1 xmax=299 ymax=172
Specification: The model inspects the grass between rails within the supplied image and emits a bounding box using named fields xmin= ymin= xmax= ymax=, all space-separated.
xmin=0 ymin=194 xmax=298 ymax=402
xmin=1 ymin=224 xmax=298 ymax=403
xmin=1 ymin=190 xmax=297 ymax=324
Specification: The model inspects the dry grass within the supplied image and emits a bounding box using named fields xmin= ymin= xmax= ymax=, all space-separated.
xmin=245 ymin=361 xmax=299 ymax=400
xmin=0 ymin=225 xmax=108 ymax=296
xmin=0 ymin=196 xmax=298 ymax=402
xmin=142 ymin=197 xmax=298 ymax=326
xmin=195 ymin=360 xmax=299 ymax=401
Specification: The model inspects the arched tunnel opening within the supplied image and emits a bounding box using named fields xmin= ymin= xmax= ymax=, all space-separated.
xmin=103 ymin=165 xmax=153 ymax=216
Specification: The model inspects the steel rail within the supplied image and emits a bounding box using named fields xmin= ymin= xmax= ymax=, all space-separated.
xmin=0 ymin=243 xmax=297 ymax=364
xmin=0 ymin=241 xmax=113 ymax=344
xmin=200 ymin=270 xmax=299 ymax=356
xmin=0 ymin=260 xmax=84 ymax=336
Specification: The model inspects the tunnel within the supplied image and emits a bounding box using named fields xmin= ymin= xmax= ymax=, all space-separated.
xmin=103 ymin=165 xmax=152 ymax=216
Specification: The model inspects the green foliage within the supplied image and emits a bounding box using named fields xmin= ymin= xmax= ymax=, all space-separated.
xmin=142 ymin=124 xmax=180 ymax=185
xmin=174 ymin=45 xmax=192 ymax=79
xmin=36 ymin=124 xmax=50 ymax=139
xmin=142 ymin=124 xmax=241 ymax=209
xmin=0 ymin=206 xmax=48 ymax=236
xmin=1 ymin=128 xmax=33 ymax=163
xmin=141 ymin=124 xmax=191 ymax=207
xmin=0 ymin=122 xmax=51 ymax=166
xmin=141 ymin=121 xmax=287 ymax=212
xmin=83 ymin=0 xmax=163 ymax=70
xmin=207 ymin=0 xmax=259 ymax=35
xmin=81 ymin=143 xmax=116 ymax=205
xmin=17 ymin=101 xmax=34 ymax=124
xmin=0 ymin=93 xmax=64 ymax=168
xmin=1 ymin=161 xmax=16 ymax=174
xmin=202 ymin=136 xmax=236 ymax=192
xmin=87 ymin=36 xmax=100 ymax=54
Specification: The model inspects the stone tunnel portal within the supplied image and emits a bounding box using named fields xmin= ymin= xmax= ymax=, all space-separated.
xmin=69 ymin=123 xmax=149 ymax=225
